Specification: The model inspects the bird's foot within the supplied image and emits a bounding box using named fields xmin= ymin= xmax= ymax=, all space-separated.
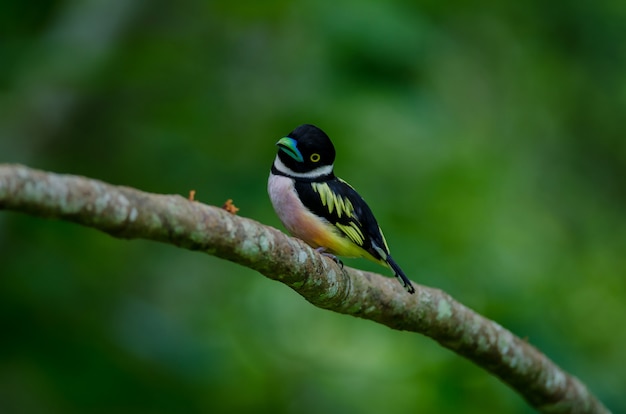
xmin=315 ymin=247 xmax=344 ymax=268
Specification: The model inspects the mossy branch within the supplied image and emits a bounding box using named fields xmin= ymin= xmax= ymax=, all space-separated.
xmin=0 ymin=164 xmax=610 ymax=414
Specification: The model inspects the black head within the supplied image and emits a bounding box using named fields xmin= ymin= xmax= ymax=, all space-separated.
xmin=275 ymin=124 xmax=336 ymax=174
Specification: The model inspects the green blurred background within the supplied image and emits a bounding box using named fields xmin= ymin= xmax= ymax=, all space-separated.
xmin=1 ymin=1 xmax=624 ymax=413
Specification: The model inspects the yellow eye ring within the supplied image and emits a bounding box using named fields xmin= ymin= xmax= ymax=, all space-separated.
xmin=310 ymin=153 xmax=321 ymax=162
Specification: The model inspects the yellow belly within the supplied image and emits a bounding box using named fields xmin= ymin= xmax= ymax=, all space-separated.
xmin=288 ymin=210 xmax=380 ymax=263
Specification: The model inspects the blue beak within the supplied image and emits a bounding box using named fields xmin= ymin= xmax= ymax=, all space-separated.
xmin=276 ymin=137 xmax=303 ymax=162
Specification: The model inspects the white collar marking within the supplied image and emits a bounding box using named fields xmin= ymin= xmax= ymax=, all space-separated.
xmin=272 ymin=156 xmax=334 ymax=179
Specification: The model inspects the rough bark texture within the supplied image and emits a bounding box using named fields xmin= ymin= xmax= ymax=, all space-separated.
xmin=0 ymin=164 xmax=610 ymax=414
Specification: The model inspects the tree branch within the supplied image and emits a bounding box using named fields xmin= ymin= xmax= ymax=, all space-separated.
xmin=0 ymin=164 xmax=610 ymax=414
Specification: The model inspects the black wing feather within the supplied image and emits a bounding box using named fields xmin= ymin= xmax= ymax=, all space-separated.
xmin=295 ymin=177 xmax=415 ymax=294
xmin=294 ymin=178 xmax=389 ymax=260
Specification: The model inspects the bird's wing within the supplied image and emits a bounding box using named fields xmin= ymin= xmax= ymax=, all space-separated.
xmin=294 ymin=178 xmax=390 ymax=260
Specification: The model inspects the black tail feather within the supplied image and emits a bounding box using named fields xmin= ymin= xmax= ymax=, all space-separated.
xmin=386 ymin=256 xmax=415 ymax=294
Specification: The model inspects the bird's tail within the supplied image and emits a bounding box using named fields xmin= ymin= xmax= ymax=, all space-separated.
xmin=386 ymin=256 xmax=415 ymax=294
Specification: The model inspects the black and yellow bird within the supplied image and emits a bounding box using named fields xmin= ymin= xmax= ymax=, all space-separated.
xmin=268 ymin=124 xmax=415 ymax=294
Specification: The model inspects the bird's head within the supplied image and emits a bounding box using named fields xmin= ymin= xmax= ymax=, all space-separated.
xmin=275 ymin=124 xmax=336 ymax=174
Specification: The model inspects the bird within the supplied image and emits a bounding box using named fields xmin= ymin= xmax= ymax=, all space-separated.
xmin=268 ymin=124 xmax=415 ymax=294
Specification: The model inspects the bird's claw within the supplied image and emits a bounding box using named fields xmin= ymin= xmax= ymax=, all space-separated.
xmin=315 ymin=247 xmax=344 ymax=268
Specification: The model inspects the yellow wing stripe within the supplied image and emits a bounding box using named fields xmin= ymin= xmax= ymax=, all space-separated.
xmin=378 ymin=227 xmax=390 ymax=252
xmin=336 ymin=222 xmax=365 ymax=247
xmin=311 ymin=182 xmax=354 ymax=219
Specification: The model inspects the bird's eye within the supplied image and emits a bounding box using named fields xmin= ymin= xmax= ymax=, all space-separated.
xmin=310 ymin=153 xmax=321 ymax=162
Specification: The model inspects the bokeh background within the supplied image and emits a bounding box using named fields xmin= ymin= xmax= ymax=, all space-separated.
xmin=1 ymin=1 xmax=624 ymax=413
